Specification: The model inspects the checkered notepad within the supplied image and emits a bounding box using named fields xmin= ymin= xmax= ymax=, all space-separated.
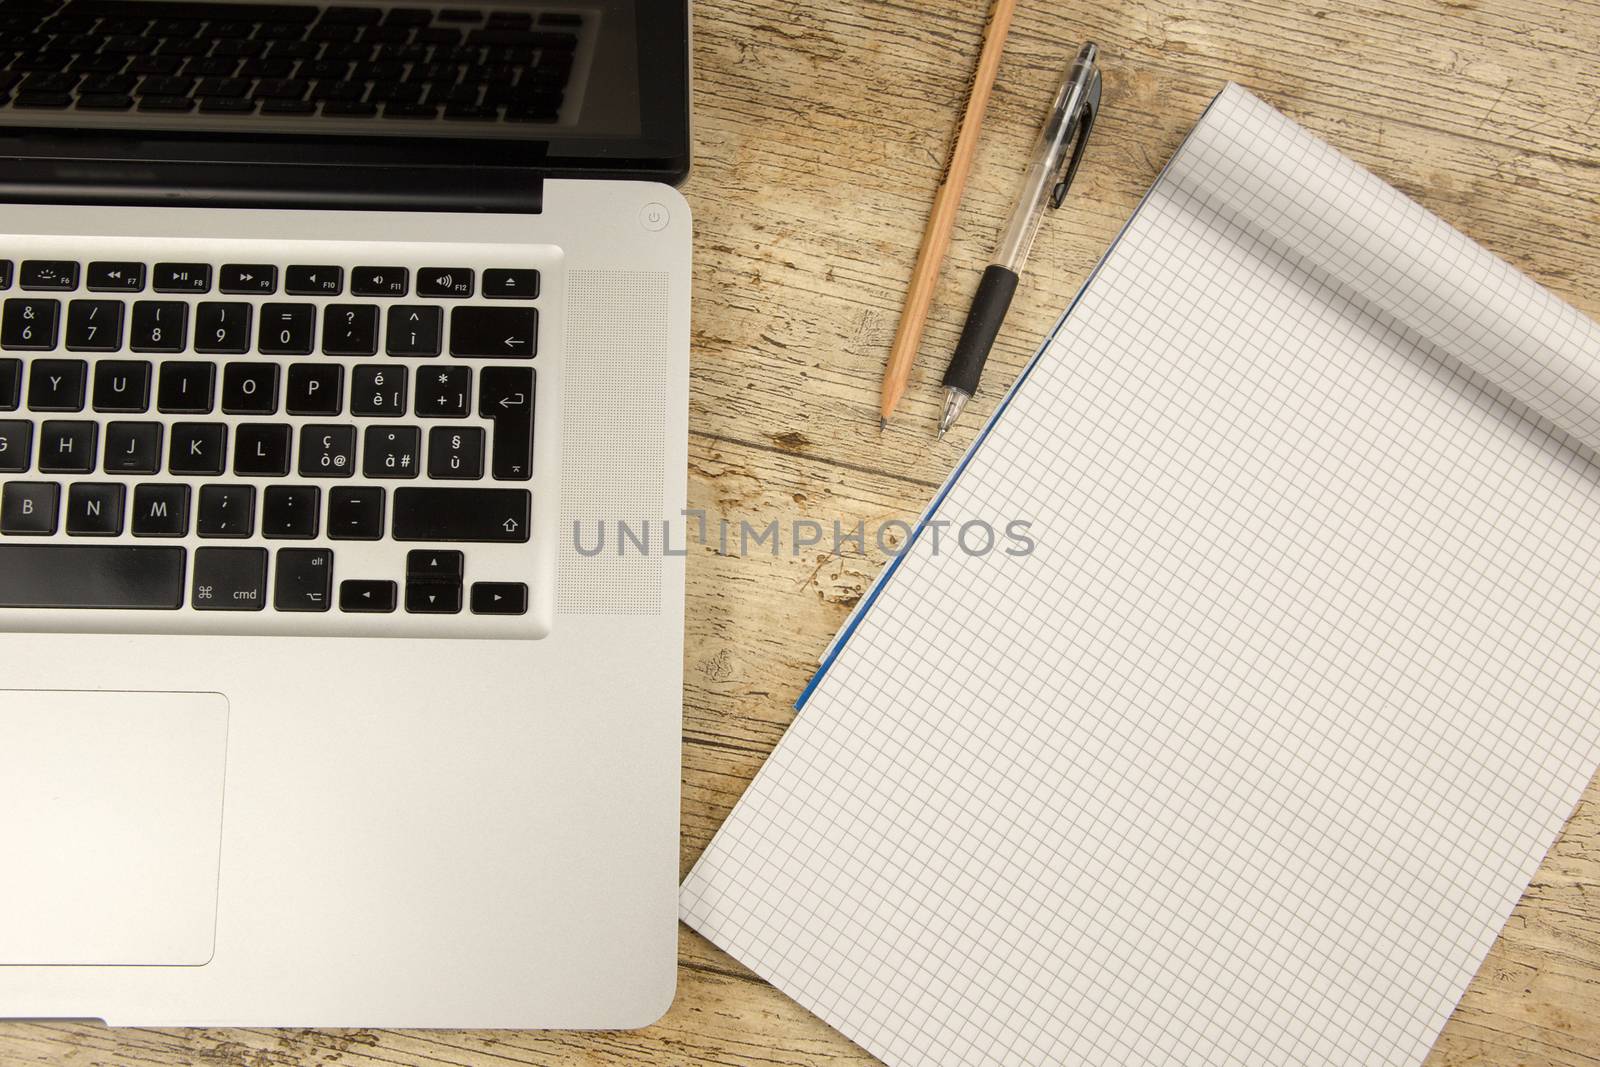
xmin=681 ymin=84 xmax=1600 ymax=1067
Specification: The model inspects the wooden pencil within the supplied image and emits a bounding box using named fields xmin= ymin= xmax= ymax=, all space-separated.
xmin=878 ymin=0 xmax=1018 ymax=430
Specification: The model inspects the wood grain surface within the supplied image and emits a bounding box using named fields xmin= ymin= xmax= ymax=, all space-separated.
xmin=5 ymin=0 xmax=1599 ymax=1064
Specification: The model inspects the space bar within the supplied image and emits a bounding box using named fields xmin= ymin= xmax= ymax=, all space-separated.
xmin=0 ymin=546 xmax=187 ymax=609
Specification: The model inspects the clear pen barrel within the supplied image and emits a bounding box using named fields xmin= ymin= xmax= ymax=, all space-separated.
xmin=992 ymin=160 xmax=1055 ymax=272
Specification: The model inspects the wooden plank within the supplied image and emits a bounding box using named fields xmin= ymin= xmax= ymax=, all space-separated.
xmin=3 ymin=0 xmax=1597 ymax=1064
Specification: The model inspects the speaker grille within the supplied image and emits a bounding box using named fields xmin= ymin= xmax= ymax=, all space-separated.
xmin=557 ymin=270 xmax=671 ymax=615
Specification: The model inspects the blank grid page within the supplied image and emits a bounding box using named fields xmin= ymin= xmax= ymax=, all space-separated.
xmin=682 ymin=85 xmax=1600 ymax=1067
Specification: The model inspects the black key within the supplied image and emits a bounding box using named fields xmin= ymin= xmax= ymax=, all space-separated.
xmin=253 ymin=77 xmax=309 ymax=99
xmin=383 ymin=102 xmax=438 ymax=119
xmin=0 ymin=421 xmax=31 ymax=472
xmin=362 ymin=423 xmax=420 ymax=478
xmin=64 ymin=300 xmax=125 ymax=352
xmin=87 ymin=261 xmax=145 ymax=293
xmin=131 ymin=483 xmax=190 ymax=537
xmin=450 ymin=306 xmax=536 ymax=358
xmin=471 ymin=581 xmax=527 ymax=615
xmin=407 ymin=548 xmax=463 ymax=581
xmin=261 ymin=98 xmax=316 ymax=114
xmin=19 ymin=260 xmax=78 ymax=291
xmin=153 ymin=262 xmax=212 ymax=293
xmin=385 ymin=304 xmax=442 ymax=357
xmin=427 ymin=425 xmax=483 ymax=479
xmin=298 ymin=423 xmax=355 ymax=477
xmin=417 ymin=267 xmax=473 ymax=297
xmin=274 ymin=547 xmax=332 ymax=610
xmin=323 ymin=100 xmax=378 ymax=116
xmin=0 ymin=360 xmax=18 ymax=410
xmin=392 ymin=487 xmax=530 ymax=542
xmin=3 ymin=298 xmax=62 ymax=350
xmin=0 ymin=545 xmax=185 ymax=607
xmin=340 ymin=578 xmax=396 ymax=612
xmin=139 ymin=94 xmax=197 ymax=112
xmin=157 ymin=361 xmax=216 ymax=414
xmin=169 ymin=422 xmax=227 ymax=475
xmin=285 ymin=265 xmax=343 ymax=296
xmin=0 ymin=262 xmax=11 ymax=292
xmin=416 ymin=364 xmax=470 ymax=418
xmin=234 ymin=423 xmax=292 ymax=476
xmin=286 ymin=363 xmax=344 ymax=416
xmin=352 ymin=266 xmax=409 ymax=297
xmin=328 ymin=485 xmax=384 ymax=541
xmin=0 ymin=482 xmax=59 ymax=535
xmin=37 ymin=420 xmax=96 ymax=473
xmin=195 ymin=302 xmax=253 ymax=355
xmin=322 ymin=303 xmax=379 ymax=356
xmin=196 ymin=483 xmax=255 ymax=538
xmin=221 ymin=362 xmax=280 ymax=415
xmin=483 ymin=268 xmax=539 ymax=299
xmin=104 ymin=421 xmax=163 ymax=474
xmin=78 ymin=92 xmax=135 ymax=110
xmin=479 ymin=365 xmax=533 ymax=480
xmin=263 ymin=485 xmax=320 ymax=539
xmin=14 ymin=92 xmax=74 ymax=109
xmin=195 ymin=76 xmax=249 ymax=97
xmin=219 ymin=264 xmax=277 ymax=295
xmin=352 ymin=364 xmax=406 ymax=416
xmin=138 ymin=74 xmax=196 ymax=95
xmin=259 ymin=303 xmax=315 ymax=355
xmin=28 ymin=359 xmax=88 ymax=412
xmin=191 ymin=546 xmax=267 ymax=610
xmin=92 ymin=360 xmax=152 ymax=413
xmin=406 ymin=578 xmax=462 ymax=614
xmin=65 ymin=482 xmax=125 ymax=536
xmin=130 ymin=300 xmax=188 ymax=353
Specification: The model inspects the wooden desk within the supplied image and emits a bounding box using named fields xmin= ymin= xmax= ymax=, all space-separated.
xmin=4 ymin=1 xmax=1598 ymax=1064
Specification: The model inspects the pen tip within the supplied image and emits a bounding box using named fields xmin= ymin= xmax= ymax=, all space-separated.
xmin=937 ymin=424 xmax=947 ymax=440
xmin=879 ymin=417 xmax=888 ymax=434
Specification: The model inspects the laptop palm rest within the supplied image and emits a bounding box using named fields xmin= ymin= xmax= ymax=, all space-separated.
xmin=0 ymin=690 xmax=228 ymax=966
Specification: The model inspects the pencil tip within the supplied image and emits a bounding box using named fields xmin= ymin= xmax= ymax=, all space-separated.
xmin=879 ymin=418 xmax=888 ymax=434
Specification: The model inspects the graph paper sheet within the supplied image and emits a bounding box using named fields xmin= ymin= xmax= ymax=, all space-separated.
xmin=681 ymin=84 xmax=1600 ymax=1067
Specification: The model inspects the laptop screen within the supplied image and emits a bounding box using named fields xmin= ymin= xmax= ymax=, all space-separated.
xmin=0 ymin=0 xmax=690 ymax=189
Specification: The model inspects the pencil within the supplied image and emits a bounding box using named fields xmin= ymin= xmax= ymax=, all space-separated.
xmin=879 ymin=0 xmax=1017 ymax=431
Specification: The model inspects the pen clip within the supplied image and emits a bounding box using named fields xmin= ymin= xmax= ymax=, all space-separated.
xmin=1049 ymin=66 xmax=1101 ymax=210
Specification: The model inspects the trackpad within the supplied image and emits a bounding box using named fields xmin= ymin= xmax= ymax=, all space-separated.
xmin=0 ymin=690 xmax=228 ymax=965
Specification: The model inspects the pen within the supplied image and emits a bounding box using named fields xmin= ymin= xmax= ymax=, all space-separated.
xmin=937 ymin=42 xmax=1101 ymax=438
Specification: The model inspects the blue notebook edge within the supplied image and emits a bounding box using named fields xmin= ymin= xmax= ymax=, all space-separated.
xmin=795 ymin=84 xmax=1234 ymax=711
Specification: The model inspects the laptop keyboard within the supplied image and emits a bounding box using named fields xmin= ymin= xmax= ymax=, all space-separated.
xmin=0 ymin=236 xmax=552 ymax=638
xmin=0 ymin=0 xmax=580 ymax=123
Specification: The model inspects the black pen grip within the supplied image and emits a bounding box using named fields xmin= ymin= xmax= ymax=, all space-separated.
xmin=942 ymin=265 xmax=1019 ymax=396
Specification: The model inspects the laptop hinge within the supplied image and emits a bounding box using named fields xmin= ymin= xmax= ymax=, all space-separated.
xmin=0 ymin=158 xmax=544 ymax=213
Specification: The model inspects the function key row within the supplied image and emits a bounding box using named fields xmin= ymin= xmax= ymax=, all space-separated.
xmin=0 ymin=300 xmax=537 ymax=358
xmin=0 ymin=261 xmax=538 ymax=300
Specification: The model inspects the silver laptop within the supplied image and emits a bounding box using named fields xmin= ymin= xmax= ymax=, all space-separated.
xmin=0 ymin=0 xmax=690 ymax=1027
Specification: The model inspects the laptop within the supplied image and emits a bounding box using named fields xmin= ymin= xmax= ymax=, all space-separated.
xmin=0 ymin=0 xmax=691 ymax=1028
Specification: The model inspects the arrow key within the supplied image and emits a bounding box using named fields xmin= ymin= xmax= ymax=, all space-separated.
xmin=339 ymin=579 xmax=397 ymax=614
xmin=470 ymin=581 xmax=527 ymax=616
xmin=405 ymin=577 xmax=462 ymax=614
